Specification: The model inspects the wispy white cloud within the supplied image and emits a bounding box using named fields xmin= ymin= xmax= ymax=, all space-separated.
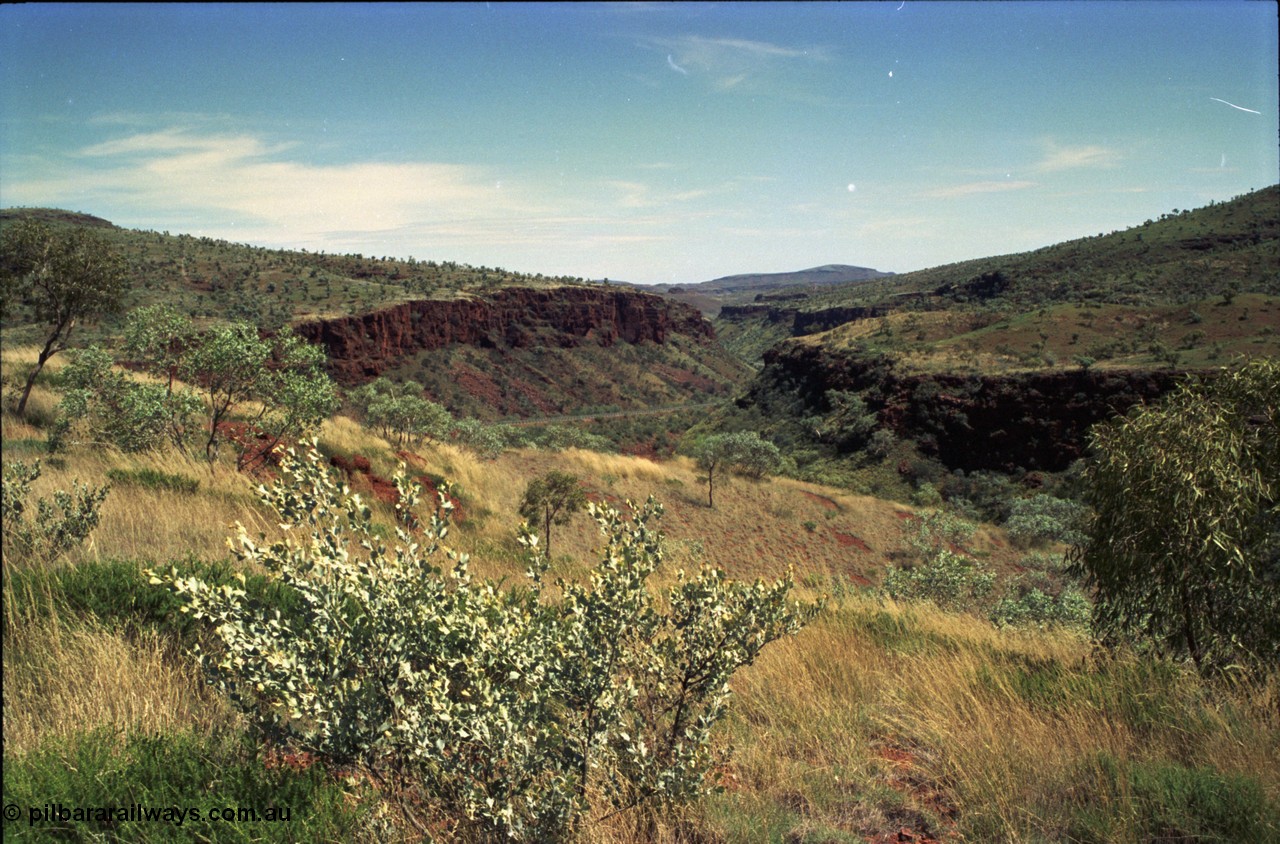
xmin=921 ymin=180 xmax=1037 ymax=199
xmin=2 ymin=126 xmax=730 ymax=276
xmin=677 ymin=36 xmax=826 ymax=61
xmin=4 ymin=128 xmax=546 ymax=244
xmin=1032 ymin=142 xmax=1121 ymax=173
xmin=646 ymin=34 xmax=827 ymax=91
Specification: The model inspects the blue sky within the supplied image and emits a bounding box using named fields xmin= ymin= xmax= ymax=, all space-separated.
xmin=2 ymin=2 xmax=1276 ymax=285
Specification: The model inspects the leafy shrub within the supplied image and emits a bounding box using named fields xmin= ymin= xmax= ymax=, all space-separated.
xmin=151 ymin=443 xmax=814 ymax=840
xmin=989 ymin=586 xmax=1092 ymax=631
xmin=911 ymin=482 xmax=943 ymax=507
xmin=905 ymin=509 xmax=977 ymax=558
xmin=48 ymin=346 xmax=203 ymax=454
xmin=1071 ymin=358 xmax=1280 ymax=672
xmin=528 ymin=424 xmax=613 ymax=452
xmin=882 ymin=548 xmax=995 ymax=612
xmin=865 ymin=428 xmax=897 ymax=460
xmin=451 ymin=417 xmax=509 ymax=459
xmin=1 ymin=460 xmax=109 ymax=566
xmin=1005 ymin=494 xmax=1089 ymax=548
xmin=349 ymin=377 xmax=452 ymax=446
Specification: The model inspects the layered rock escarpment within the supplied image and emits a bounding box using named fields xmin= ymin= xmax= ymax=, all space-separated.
xmin=717 ymin=304 xmax=890 ymax=337
xmin=295 ymin=286 xmax=715 ymax=383
xmin=752 ymin=344 xmax=1190 ymax=473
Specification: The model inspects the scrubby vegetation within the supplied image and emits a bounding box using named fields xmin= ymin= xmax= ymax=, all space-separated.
xmin=3 ymin=191 xmax=1278 ymax=841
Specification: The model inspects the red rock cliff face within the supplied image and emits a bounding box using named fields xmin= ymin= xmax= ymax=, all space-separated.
xmin=753 ymin=344 xmax=1191 ymax=473
xmin=295 ymin=286 xmax=715 ymax=383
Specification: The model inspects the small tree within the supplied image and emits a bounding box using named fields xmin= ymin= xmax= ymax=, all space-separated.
xmin=519 ymin=471 xmax=587 ymax=560
xmin=180 ymin=323 xmax=335 ymax=464
xmin=122 ymin=303 xmax=194 ymax=394
xmin=1 ymin=219 xmax=129 ymax=416
xmin=690 ymin=431 xmax=781 ymax=507
xmin=1070 ymin=358 xmax=1279 ymax=672
xmin=50 ymin=345 xmax=202 ymax=453
xmin=350 ymin=377 xmax=451 ymax=446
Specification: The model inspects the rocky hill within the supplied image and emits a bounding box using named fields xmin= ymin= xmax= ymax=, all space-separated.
xmin=702 ymin=186 xmax=1280 ymax=490
xmin=0 ymin=209 xmax=751 ymax=420
xmin=296 ymin=286 xmax=713 ymax=383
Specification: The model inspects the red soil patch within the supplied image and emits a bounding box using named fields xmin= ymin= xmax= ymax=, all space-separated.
xmin=329 ymin=453 xmax=465 ymax=520
xmin=830 ymin=529 xmax=872 ymax=552
xmin=865 ymin=742 xmax=959 ymax=844
xmin=215 ymin=421 xmax=291 ymax=474
xmin=450 ymin=362 xmax=505 ymax=410
xmin=801 ymin=490 xmax=839 ymax=510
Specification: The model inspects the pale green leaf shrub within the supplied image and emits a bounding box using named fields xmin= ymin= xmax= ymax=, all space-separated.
xmin=151 ymin=442 xmax=813 ymax=840
xmin=1 ymin=460 xmax=109 ymax=566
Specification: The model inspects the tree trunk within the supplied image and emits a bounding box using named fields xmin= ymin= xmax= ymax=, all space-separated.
xmin=15 ymin=325 xmax=64 ymax=417
xmin=544 ymin=510 xmax=553 ymax=560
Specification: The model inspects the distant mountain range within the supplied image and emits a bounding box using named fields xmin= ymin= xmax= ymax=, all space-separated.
xmin=673 ymin=264 xmax=894 ymax=294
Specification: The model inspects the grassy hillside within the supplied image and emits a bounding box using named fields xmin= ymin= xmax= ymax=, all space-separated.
xmin=715 ymin=185 xmax=1280 ymax=369
xmin=0 ymin=209 xmax=752 ymax=428
xmin=0 ymin=207 xmax=594 ymax=342
xmin=3 ymin=348 xmax=1276 ymax=842
xmin=700 ymin=188 xmax=1280 ymax=507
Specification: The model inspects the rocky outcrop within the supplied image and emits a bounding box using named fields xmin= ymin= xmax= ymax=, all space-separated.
xmin=792 ymin=306 xmax=890 ymax=335
xmin=296 ymin=286 xmax=714 ymax=383
xmin=718 ymin=304 xmax=890 ymax=337
xmin=752 ymin=344 xmax=1192 ymax=473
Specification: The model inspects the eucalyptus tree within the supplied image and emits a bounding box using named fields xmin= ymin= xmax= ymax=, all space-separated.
xmin=1 ymin=219 xmax=129 ymax=416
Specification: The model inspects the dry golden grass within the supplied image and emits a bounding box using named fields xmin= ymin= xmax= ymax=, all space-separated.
xmin=10 ymin=441 xmax=276 ymax=568
xmin=704 ymin=595 xmax=1280 ymax=842
xmin=2 ymin=592 xmax=237 ymax=756
xmin=3 ymin=362 xmax=1274 ymax=840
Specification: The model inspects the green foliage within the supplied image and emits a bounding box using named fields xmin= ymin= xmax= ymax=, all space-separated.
xmin=526 ymin=424 xmax=614 ymax=452
xmin=882 ymin=549 xmax=995 ymax=612
xmin=688 ymin=431 xmax=782 ymax=507
xmin=815 ymin=389 xmax=878 ymax=450
xmin=1 ymin=728 xmax=376 ymax=843
xmin=4 ymin=557 xmax=301 ymax=646
xmin=988 ymin=585 xmax=1092 ymax=631
xmin=150 ymin=443 xmax=814 ymax=841
xmin=1071 ymin=358 xmax=1280 ymax=672
xmin=517 ymin=471 xmax=587 ymax=560
xmin=349 ymin=377 xmax=452 ymax=446
xmin=1 ymin=218 xmax=130 ymax=416
xmin=1004 ymin=493 xmax=1089 ymax=548
xmin=122 ymin=303 xmax=194 ymax=391
xmin=1061 ymin=753 xmax=1278 ymax=844
xmin=451 ymin=417 xmax=509 ymax=460
xmin=179 ymin=323 xmax=338 ymax=465
xmin=1 ymin=460 xmax=109 ymax=566
xmin=49 ymin=345 xmax=202 ymax=454
xmin=904 ymin=509 xmax=976 ymax=558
